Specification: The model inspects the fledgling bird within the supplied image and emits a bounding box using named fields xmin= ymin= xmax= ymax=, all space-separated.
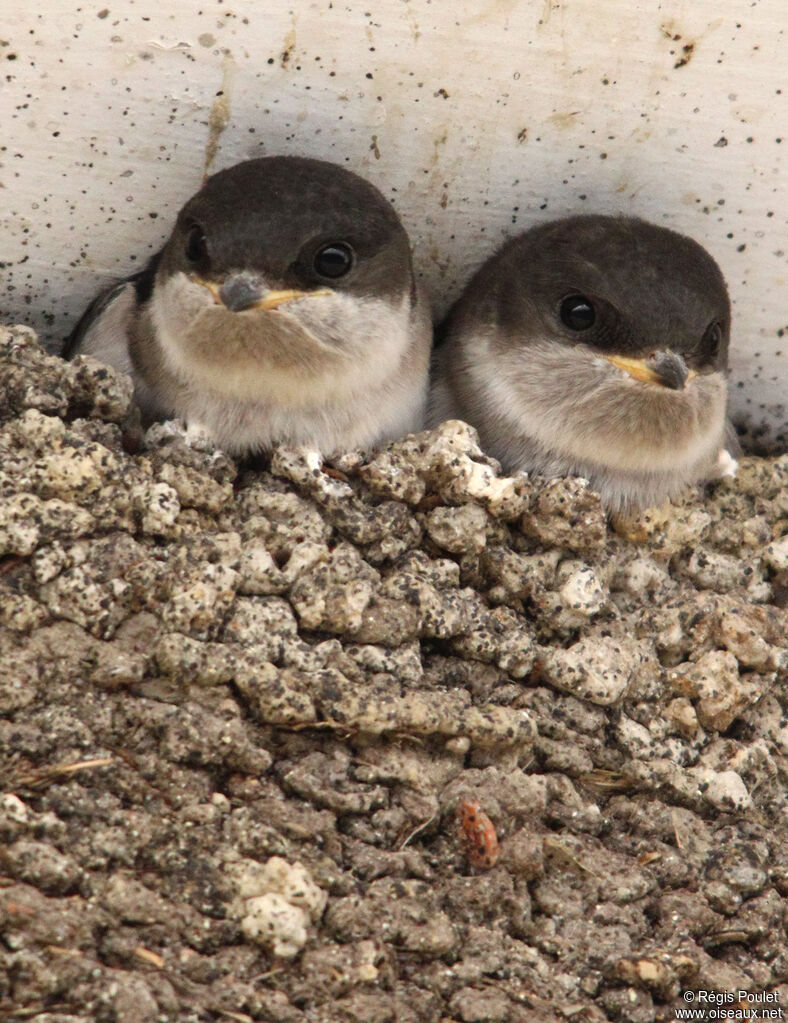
xmin=65 ymin=156 xmax=431 ymax=455
xmin=430 ymin=214 xmax=734 ymax=513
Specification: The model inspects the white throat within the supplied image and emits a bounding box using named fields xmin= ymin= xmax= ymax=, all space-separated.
xmin=147 ymin=272 xmax=426 ymax=454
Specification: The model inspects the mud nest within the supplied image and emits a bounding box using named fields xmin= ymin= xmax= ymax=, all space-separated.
xmin=1 ymin=323 xmax=787 ymax=1023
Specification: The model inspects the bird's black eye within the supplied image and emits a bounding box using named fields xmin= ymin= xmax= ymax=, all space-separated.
xmin=313 ymin=243 xmax=354 ymax=279
xmin=701 ymin=320 xmax=723 ymax=360
xmin=560 ymin=295 xmax=596 ymax=331
xmin=185 ymin=224 xmax=210 ymax=268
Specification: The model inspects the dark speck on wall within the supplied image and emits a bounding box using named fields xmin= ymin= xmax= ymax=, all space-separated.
xmin=674 ymin=42 xmax=696 ymax=68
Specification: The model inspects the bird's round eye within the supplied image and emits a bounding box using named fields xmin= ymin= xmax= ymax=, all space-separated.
xmin=702 ymin=320 xmax=723 ymax=359
xmin=185 ymin=224 xmax=209 ymax=267
xmin=560 ymin=295 xmax=596 ymax=331
xmin=313 ymin=243 xmax=354 ymax=279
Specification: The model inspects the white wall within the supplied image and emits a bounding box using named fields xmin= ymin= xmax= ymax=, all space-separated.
xmin=2 ymin=0 xmax=785 ymax=446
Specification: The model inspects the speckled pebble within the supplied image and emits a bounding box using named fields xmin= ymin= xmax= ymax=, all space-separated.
xmin=230 ymin=856 xmax=327 ymax=957
xmin=161 ymin=562 xmax=239 ymax=640
xmin=0 ymin=494 xmax=95 ymax=557
xmin=422 ymin=437 xmax=530 ymax=519
xmin=669 ymin=650 xmax=762 ymax=731
xmin=359 ymin=449 xmax=427 ymax=504
xmin=241 ymin=893 xmax=310 ymax=957
xmin=62 ymin=353 xmax=135 ymax=423
xmin=345 ymin=641 xmax=423 ymax=684
xmin=0 ymin=326 xmax=71 ymax=420
xmin=763 ymin=534 xmax=788 ymax=572
xmin=612 ymin=555 xmax=672 ymax=598
xmin=154 ymin=631 xmax=238 ymax=686
xmin=558 ymin=564 xmax=608 ymax=623
xmin=289 ymin=542 xmax=378 ymax=633
xmin=450 ymin=604 xmax=535 ymax=678
xmin=520 ymin=476 xmax=608 ymax=552
xmin=424 ymin=503 xmax=490 ymax=555
xmin=157 ymin=461 xmax=233 ymax=513
xmin=718 ymin=605 xmax=783 ymax=670
xmin=691 ymin=768 xmax=752 ymax=812
xmin=0 ymin=794 xmax=31 ymax=842
xmin=685 ymin=547 xmax=755 ymax=591
xmin=2 ymin=839 xmax=82 ymax=895
xmin=540 ymin=634 xmax=640 ymax=705
xmin=622 ymin=503 xmax=713 ymax=553
xmin=135 ymin=480 xmax=181 ymax=535
xmin=665 ymin=696 xmax=700 ymax=738
xmin=253 ymin=856 xmax=327 ymax=919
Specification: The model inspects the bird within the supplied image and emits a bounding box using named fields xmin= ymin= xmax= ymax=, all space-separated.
xmin=64 ymin=156 xmax=431 ymax=456
xmin=430 ymin=214 xmax=735 ymax=514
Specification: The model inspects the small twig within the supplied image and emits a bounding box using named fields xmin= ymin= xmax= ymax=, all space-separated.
xmin=577 ymin=769 xmax=635 ymax=793
xmin=249 ymin=967 xmax=284 ymax=985
xmin=134 ymin=946 xmax=165 ymax=969
xmin=321 ymin=465 xmax=350 ymax=483
xmin=11 ymin=756 xmax=114 ymax=790
xmin=398 ymin=812 xmax=438 ymax=850
xmin=214 ymin=1011 xmax=255 ymax=1023
xmin=0 ymin=1003 xmax=68 ymax=1020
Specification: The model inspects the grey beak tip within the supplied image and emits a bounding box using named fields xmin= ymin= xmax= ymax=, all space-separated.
xmin=219 ymin=274 xmax=263 ymax=312
xmin=651 ymin=351 xmax=689 ymax=390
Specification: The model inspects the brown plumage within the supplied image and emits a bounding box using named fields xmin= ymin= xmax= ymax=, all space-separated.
xmin=431 ymin=215 xmax=734 ymax=513
xmin=66 ymin=157 xmax=431 ymax=456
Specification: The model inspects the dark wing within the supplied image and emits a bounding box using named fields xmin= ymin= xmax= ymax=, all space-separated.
xmin=62 ymin=252 xmax=161 ymax=359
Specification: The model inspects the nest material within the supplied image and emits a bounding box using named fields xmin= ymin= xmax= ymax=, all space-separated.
xmin=1 ymin=324 xmax=787 ymax=1022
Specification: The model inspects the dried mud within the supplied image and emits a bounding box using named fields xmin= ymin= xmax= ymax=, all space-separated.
xmin=0 ymin=324 xmax=786 ymax=1023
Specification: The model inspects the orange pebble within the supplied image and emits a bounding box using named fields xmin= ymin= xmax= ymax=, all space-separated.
xmin=456 ymin=798 xmax=500 ymax=870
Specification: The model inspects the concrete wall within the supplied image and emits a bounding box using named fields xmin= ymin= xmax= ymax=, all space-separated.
xmin=2 ymin=0 xmax=785 ymax=446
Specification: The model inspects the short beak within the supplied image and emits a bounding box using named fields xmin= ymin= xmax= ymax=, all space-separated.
xmin=604 ymin=352 xmax=695 ymax=390
xmin=200 ymin=273 xmax=331 ymax=313
xmin=253 ymin=288 xmax=332 ymax=311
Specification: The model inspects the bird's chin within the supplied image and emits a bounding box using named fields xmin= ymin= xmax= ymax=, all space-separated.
xmin=458 ymin=336 xmax=728 ymax=476
xmin=194 ymin=304 xmax=334 ymax=360
xmin=149 ymin=279 xmax=340 ymax=400
xmin=149 ymin=274 xmax=414 ymax=407
xmin=187 ymin=311 xmax=344 ymax=400
xmin=560 ymin=366 xmax=727 ymax=474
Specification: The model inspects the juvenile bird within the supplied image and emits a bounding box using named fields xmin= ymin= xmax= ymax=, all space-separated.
xmin=65 ymin=156 xmax=431 ymax=456
xmin=431 ymin=214 xmax=734 ymax=513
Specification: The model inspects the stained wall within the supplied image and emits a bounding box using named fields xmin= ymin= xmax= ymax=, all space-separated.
xmin=1 ymin=0 xmax=785 ymax=444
